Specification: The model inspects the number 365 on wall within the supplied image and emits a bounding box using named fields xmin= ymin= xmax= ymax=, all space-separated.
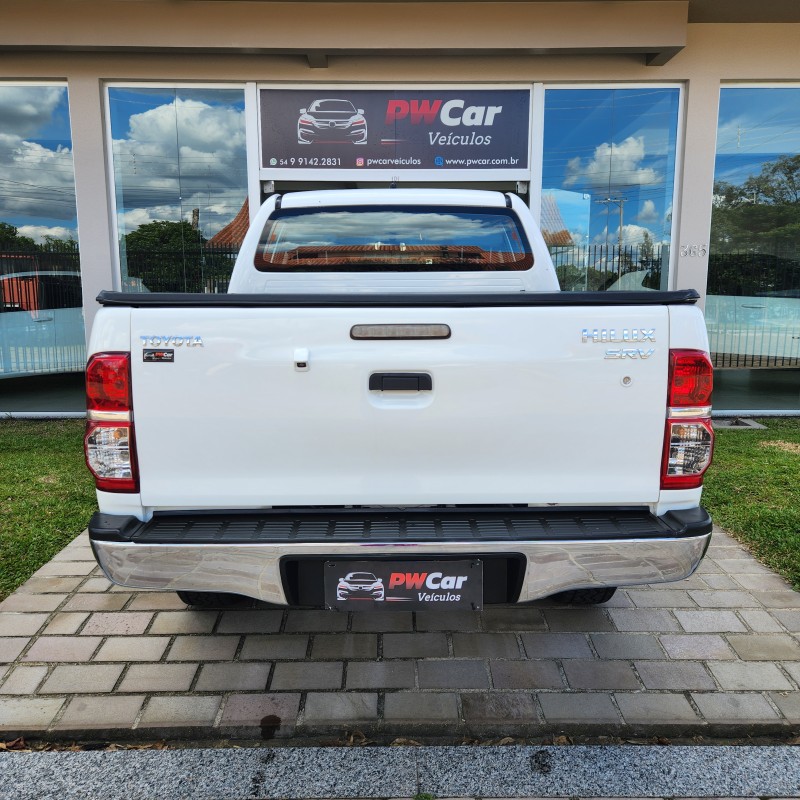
xmin=680 ymin=244 xmax=708 ymax=257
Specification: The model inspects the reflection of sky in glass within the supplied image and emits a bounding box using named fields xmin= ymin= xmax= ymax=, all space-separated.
xmin=715 ymin=88 xmax=800 ymax=186
xmin=0 ymin=85 xmax=77 ymax=242
xmin=262 ymin=209 xmax=527 ymax=254
xmin=109 ymin=87 xmax=247 ymax=241
xmin=542 ymin=88 xmax=679 ymax=247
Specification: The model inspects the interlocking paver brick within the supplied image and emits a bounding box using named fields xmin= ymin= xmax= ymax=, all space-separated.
xmin=119 ymin=663 xmax=198 ymax=693
xmin=195 ymin=662 xmax=271 ymax=691
xmin=753 ymin=591 xmax=800 ymax=609
xmin=0 ymin=594 xmax=67 ymax=612
xmin=0 ymin=638 xmax=30 ymax=663
xmin=691 ymin=692 xmax=781 ymax=723
xmin=18 ymin=576 xmax=84 ymax=594
xmin=346 ymin=661 xmax=415 ymax=689
xmin=383 ymin=632 xmax=448 ymax=659
xmin=54 ymin=695 xmax=145 ymax=730
xmin=0 ymin=613 xmax=49 ymax=637
xmin=34 ymin=560 xmax=97 ymax=577
xmin=218 ymin=693 xmax=300 ymax=737
xmin=520 ymin=632 xmax=593 ymax=659
xmin=562 ymin=660 xmax=640 ymax=690
xmin=768 ymin=691 xmax=800 ymax=723
xmin=771 ymin=610 xmax=800 ymax=631
xmin=673 ymin=609 xmax=747 ymax=633
xmin=239 ymin=634 xmax=309 ymax=660
xmin=284 ymin=610 xmax=347 ymax=632
xmin=687 ymin=590 xmax=759 ymax=608
xmin=615 ymin=693 xmax=702 ymax=725
xmin=138 ymin=695 xmax=221 ymax=728
xmin=738 ymin=608 xmax=784 ymax=633
xmin=734 ymin=573 xmax=793 ymax=592
xmin=93 ymin=636 xmax=170 ymax=662
xmin=78 ymin=578 xmax=115 ymax=593
xmin=22 ymin=636 xmax=101 ymax=663
xmin=0 ymin=697 xmax=64 ymax=731
xmin=713 ymin=559 xmax=776 ymax=575
xmin=452 ymin=633 xmax=521 ymax=659
xmin=81 ymin=612 xmax=153 ymax=636
xmin=149 ymin=610 xmax=218 ymax=634
xmin=779 ymin=662 xmax=800 ymax=686
xmin=383 ymin=692 xmax=459 ymax=723
xmin=698 ymin=574 xmax=742 ymax=590
xmin=302 ymin=692 xmax=378 ymax=724
xmin=538 ymin=693 xmax=619 ymax=724
xmin=216 ymin=610 xmax=283 ymax=634
xmin=415 ymin=610 xmax=481 ymax=632
xmin=127 ymin=592 xmax=188 ymax=611
xmin=707 ymin=662 xmax=794 ymax=691
xmin=312 ymin=634 xmax=378 ymax=659
xmin=270 ymin=661 xmax=342 ymax=690
xmin=543 ymin=609 xmax=615 ymax=632
xmin=461 ymin=692 xmax=538 ymax=724
xmin=166 ymin=635 xmax=240 ymax=661
xmin=608 ymin=609 xmax=681 ymax=632
xmin=726 ymin=633 xmax=800 ymax=661
xmin=490 ymin=660 xmax=563 ymax=689
xmin=626 ymin=590 xmax=697 ymax=608
xmin=659 ymin=634 xmax=736 ymax=660
xmin=633 ymin=661 xmax=716 ymax=690
xmin=350 ymin=611 xmax=413 ymax=632
xmin=41 ymin=612 xmax=89 ymax=635
xmin=0 ymin=665 xmax=48 ymax=695
xmin=418 ymin=659 xmax=488 ymax=689
xmin=62 ymin=593 xmax=131 ymax=611
xmin=590 ymin=633 xmax=664 ymax=660
xmin=40 ymin=664 xmax=124 ymax=694
xmin=480 ymin=607 xmax=546 ymax=632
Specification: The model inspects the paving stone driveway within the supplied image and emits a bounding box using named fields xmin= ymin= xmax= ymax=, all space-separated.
xmin=2 ymin=526 xmax=800 ymax=742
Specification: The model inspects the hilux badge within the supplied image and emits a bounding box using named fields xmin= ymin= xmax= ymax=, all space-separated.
xmin=140 ymin=335 xmax=203 ymax=347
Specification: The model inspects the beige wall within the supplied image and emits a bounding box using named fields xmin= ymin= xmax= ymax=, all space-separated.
xmin=2 ymin=20 xmax=799 ymax=331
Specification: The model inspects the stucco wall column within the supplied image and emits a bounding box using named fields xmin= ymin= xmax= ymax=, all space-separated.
xmin=67 ymin=74 xmax=117 ymax=340
xmin=672 ymin=75 xmax=720 ymax=306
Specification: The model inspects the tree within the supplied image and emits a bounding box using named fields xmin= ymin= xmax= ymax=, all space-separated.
xmin=0 ymin=222 xmax=38 ymax=251
xmin=123 ymin=220 xmax=205 ymax=252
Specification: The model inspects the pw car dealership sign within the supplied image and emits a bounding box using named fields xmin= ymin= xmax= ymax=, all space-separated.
xmin=258 ymin=86 xmax=531 ymax=181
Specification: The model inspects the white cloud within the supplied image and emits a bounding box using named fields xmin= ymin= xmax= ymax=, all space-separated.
xmin=16 ymin=224 xmax=76 ymax=243
xmin=113 ymin=98 xmax=247 ymax=239
xmin=592 ymin=223 xmax=660 ymax=247
xmin=637 ymin=200 xmax=659 ymax=223
xmin=0 ymin=86 xmax=65 ymax=137
xmin=0 ymin=132 xmax=77 ymax=221
xmin=564 ymin=136 xmax=660 ymax=190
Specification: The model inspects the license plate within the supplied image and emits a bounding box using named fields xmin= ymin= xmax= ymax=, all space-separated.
xmin=324 ymin=559 xmax=483 ymax=611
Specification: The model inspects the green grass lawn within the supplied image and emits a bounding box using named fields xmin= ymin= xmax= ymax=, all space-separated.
xmin=0 ymin=417 xmax=798 ymax=601
xmin=702 ymin=417 xmax=800 ymax=590
xmin=0 ymin=419 xmax=96 ymax=601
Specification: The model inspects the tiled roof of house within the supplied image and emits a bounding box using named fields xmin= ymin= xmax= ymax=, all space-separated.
xmin=206 ymin=199 xmax=249 ymax=247
xmin=540 ymin=193 xmax=574 ymax=247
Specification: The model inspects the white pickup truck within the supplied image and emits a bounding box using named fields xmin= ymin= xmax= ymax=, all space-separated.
xmin=85 ymin=188 xmax=714 ymax=610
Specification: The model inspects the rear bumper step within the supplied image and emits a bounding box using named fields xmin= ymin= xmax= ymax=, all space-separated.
xmin=89 ymin=507 xmax=712 ymax=605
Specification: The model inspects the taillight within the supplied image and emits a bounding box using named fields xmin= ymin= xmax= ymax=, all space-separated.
xmin=84 ymin=352 xmax=139 ymax=493
xmin=661 ymin=349 xmax=714 ymax=489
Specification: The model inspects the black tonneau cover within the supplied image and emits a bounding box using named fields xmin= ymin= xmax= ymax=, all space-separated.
xmin=97 ymin=289 xmax=699 ymax=308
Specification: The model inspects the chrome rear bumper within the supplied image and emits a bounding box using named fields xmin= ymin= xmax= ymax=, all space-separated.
xmin=91 ymin=533 xmax=711 ymax=605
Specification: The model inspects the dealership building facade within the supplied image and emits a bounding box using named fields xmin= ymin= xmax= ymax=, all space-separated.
xmin=1 ymin=0 xmax=799 ymax=412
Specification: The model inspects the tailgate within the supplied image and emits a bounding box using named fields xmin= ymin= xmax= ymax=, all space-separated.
xmin=130 ymin=304 xmax=669 ymax=509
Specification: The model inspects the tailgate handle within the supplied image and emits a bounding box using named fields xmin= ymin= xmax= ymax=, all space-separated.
xmin=369 ymin=373 xmax=432 ymax=391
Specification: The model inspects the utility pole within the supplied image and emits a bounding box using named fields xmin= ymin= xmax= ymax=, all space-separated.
xmin=594 ymin=197 xmax=627 ymax=248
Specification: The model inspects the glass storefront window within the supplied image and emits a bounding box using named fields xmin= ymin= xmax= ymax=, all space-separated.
xmin=0 ymin=84 xmax=84 ymax=384
xmin=707 ymin=87 xmax=800 ymax=412
xmin=108 ymin=86 xmax=248 ymax=292
xmin=541 ymin=87 xmax=680 ymax=291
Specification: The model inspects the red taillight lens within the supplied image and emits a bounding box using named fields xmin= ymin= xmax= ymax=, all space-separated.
xmin=86 ymin=353 xmax=131 ymax=412
xmin=668 ymin=349 xmax=713 ymax=407
xmin=661 ymin=349 xmax=714 ymax=490
xmin=84 ymin=353 xmax=139 ymax=493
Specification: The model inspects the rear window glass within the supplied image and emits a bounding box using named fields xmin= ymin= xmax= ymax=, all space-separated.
xmin=254 ymin=205 xmax=533 ymax=272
